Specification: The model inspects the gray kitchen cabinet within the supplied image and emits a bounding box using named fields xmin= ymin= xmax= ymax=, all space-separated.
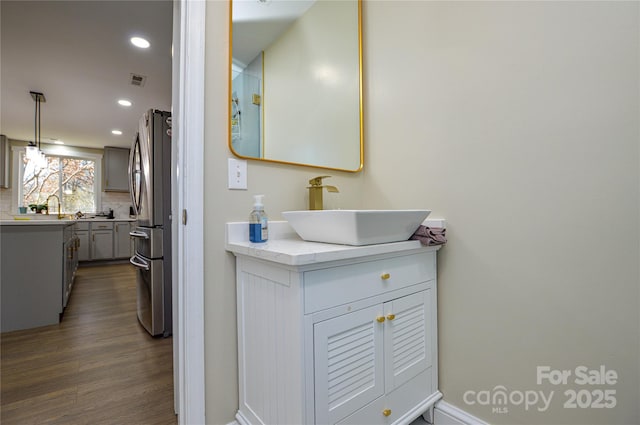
xmin=77 ymin=230 xmax=90 ymax=261
xmin=103 ymin=146 xmax=130 ymax=192
xmin=78 ymin=220 xmax=133 ymax=261
xmin=1 ymin=223 xmax=75 ymax=332
xmin=76 ymin=221 xmax=90 ymax=261
xmin=63 ymin=225 xmax=79 ymax=308
xmin=92 ymin=231 xmax=114 ymax=259
xmin=114 ymin=221 xmax=131 ymax=258
xmin=0 ymin=134 xmax=9 ymax=188
xmin=91 ymin=221 xmax=114 ymax=259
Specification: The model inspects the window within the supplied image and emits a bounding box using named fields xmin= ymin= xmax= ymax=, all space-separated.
xmin=14 ymin=146 xmax=102 ymax=214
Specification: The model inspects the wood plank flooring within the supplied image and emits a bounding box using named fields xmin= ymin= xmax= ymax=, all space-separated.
xmin=1 ymin=264 xmax=177 ymax=425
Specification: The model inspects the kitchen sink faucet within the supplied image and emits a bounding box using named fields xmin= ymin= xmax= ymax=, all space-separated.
xmin=46 ymin=194 xmax=64 ymax=219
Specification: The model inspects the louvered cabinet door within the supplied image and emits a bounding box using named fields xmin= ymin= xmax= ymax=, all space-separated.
xmin=314 ymin=304 xmax=384 ymax=425
xmin=383 ymin=290 xmax=431 ymax=393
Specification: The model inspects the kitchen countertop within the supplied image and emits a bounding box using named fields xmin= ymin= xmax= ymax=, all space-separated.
xmin=1 ymin=217 xmax=136 ymax=226
xmin=76 ymin=217 xmax=137 ymax=222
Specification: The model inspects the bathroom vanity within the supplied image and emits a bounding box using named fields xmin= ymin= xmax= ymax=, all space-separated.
xmin=226 ymin=222 xmax=442 ymax=425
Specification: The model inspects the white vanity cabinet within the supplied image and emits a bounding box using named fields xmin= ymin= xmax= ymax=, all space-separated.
xmin=228 ymin=224 xmax=442 ymax=425
xmin=315 ymin=289 xmax=434 ymax=425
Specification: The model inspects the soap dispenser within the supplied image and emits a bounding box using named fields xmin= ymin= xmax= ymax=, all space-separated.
xmin=249 ymin=194 xmax=268 ymax=243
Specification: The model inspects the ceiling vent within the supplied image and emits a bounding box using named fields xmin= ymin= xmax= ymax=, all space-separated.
xmin=130 ymin=73 xmax=147 ymax=87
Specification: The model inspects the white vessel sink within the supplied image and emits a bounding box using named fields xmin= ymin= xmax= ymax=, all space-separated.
xmin=281 ymin=209 xmax=431 ymax=246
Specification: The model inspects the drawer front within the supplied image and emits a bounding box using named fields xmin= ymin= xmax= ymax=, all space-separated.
xmin=336 ymin=369 xmax=432 ymax=425
xmin=75 ymin=221 xmax=89 ymax=231
xmin=335 ymin=395 xmax=386 ymax=425
xmin=384 ymin=368 xmax=432 ymax=423
xmin=304 ymin=252 xmax=435 ymax=314
xmin=91 ymin=222 xmax=114 ymax=230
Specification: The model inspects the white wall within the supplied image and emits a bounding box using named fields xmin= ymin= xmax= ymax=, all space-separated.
xmin=263 ymin=0 xmax=360 ymax=170
xmin=361 ymin=2 xmax=639 ymax=424
xmin=203 ymin=1 xmax=639 ymax=424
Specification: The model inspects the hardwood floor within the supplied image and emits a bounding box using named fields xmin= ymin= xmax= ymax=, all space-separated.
xmin=1 ymin=264 xmax=176 ymax=425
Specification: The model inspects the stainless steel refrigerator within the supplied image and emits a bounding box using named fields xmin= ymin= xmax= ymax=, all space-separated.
xmin=128 ymin=109 xmax=172 ymax=337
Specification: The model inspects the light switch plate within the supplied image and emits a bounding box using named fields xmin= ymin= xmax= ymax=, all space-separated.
xmin=228 ymin=158 xmax=247 ymax=190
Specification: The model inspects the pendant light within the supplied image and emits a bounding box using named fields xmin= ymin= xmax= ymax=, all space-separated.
xmin=27 ymin=91 xmax=46 ymax=168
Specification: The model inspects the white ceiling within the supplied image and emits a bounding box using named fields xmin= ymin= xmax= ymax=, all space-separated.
xmin=0 ymin=0 xmax=173 ymax=150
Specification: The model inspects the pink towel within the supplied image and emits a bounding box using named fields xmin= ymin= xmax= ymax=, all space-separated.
xmin=410 ymin=226 xmax=447 ymax=246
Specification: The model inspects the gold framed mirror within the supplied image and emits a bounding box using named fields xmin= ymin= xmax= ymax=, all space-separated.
xmin=229 ymin=0 xmax=363 ymax=172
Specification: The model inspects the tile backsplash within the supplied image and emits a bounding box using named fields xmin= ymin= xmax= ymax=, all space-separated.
xmin=0 ymin=187 xmax=133 ymax=219
xmin=0 ymin=188 xmax=12 ymax=219
xmin=101 ymin=191 xmax=133 ymax=218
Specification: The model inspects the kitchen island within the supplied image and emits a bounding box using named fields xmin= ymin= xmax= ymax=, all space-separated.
xmin=0 ymin=220 xmax=78 ymax=332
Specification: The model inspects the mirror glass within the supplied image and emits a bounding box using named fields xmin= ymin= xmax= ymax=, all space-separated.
xmin=230 ymin=0 xmax=362 ymax=172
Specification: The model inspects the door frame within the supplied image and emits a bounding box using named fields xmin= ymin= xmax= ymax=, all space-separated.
xmin=173 ymin=0 xmax=206 ymax=423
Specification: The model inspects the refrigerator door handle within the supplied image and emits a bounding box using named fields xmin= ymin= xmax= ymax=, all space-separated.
xmin=128 ymin=136 xmax=136 ymax=207
xmin=128 ymin=132 xmax=143 ymax=216
xmin=130 ymin=255 xmax=150 ymax=271
xmin=129 ymin=230 xmax=150 ymax=239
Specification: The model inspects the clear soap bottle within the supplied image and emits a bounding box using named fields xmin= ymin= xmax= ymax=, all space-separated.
xmin=249 ymin=194 xmax=268 ymax=243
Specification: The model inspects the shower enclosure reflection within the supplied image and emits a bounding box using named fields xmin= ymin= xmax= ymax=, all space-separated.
xmin=231 ymin=56 xmax=262 ymax=158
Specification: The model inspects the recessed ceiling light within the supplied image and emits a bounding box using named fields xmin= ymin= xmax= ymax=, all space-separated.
xmin=118 ymin=99 xmax=132 ymax=107
xmin=54 ymin=140 xmax=64 ymax=145
xmin=130 ymin=37 xmax=150 ymax=49
xmin=112 ymin=130 xmax=123 ymax=135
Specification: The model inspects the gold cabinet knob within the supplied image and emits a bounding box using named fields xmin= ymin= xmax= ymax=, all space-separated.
xmin=381 ymin=273 xmax=391 ymax=280
xmin=386 ymin=314 xmax=396 ymax=321
xmin=382 ymin=409 xmax=392 ymax=417
xmin=376 ymin=316 xmax=386 ymax=323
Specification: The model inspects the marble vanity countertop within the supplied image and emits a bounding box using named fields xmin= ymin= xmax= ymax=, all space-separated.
xmin=226 ymin=220 xmax=443 ymax=266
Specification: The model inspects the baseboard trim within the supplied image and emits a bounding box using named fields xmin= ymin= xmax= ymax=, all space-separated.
xmin=434 ymin=400 xmax=490 ymax=425
xmin=227 ymin=400 xmax=487 ymax=425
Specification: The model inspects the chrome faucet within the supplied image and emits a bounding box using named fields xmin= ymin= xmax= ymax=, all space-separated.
xmin=307 ymin=176 xmax=339 ymax=210
xmin=46 ymin=194 xmax=64 ymax=219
